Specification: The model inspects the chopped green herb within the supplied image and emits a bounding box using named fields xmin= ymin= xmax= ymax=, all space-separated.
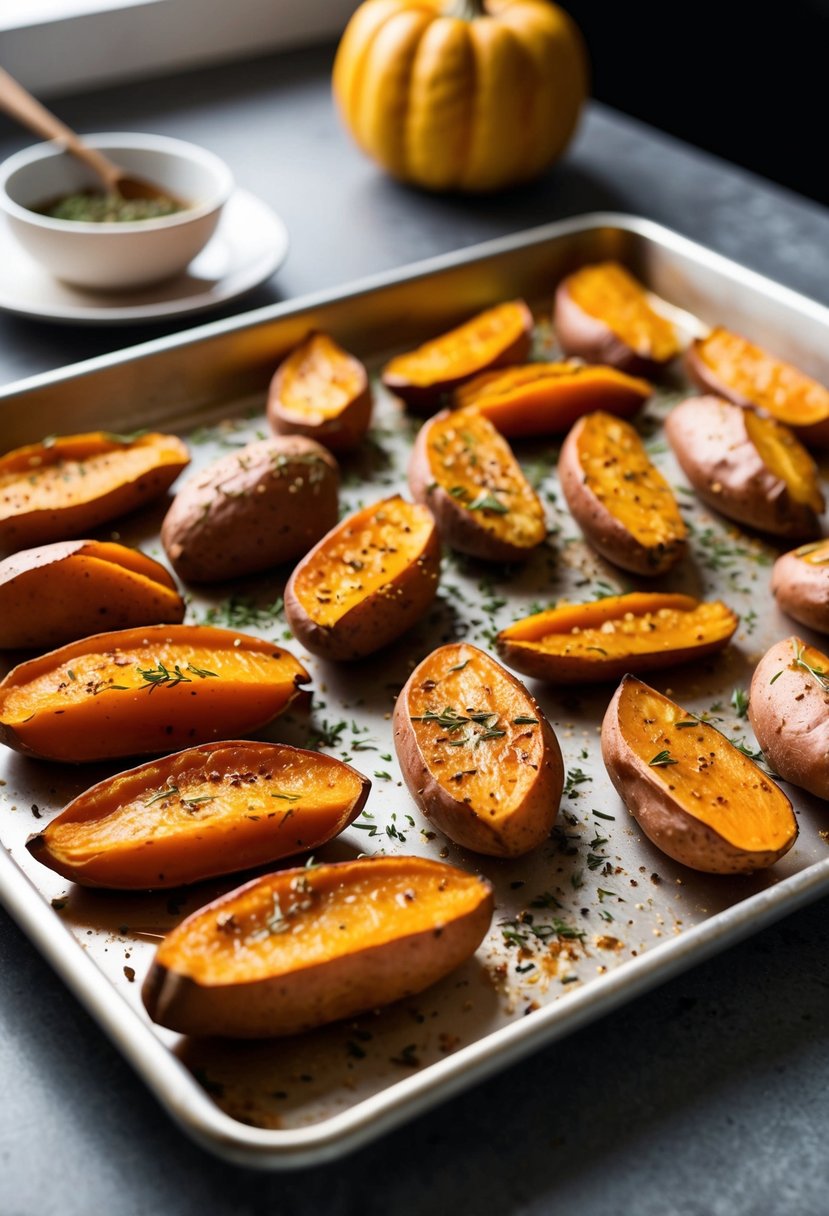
xmin=144 ymin=785 xmax=179 ymax=806
xmin=467 ymin=491 xmax=508 ymax=514
xmin=731 ymin=687 xmax=749 ymax=718
xmin=649 ymin=750 xmax=677 ymax=768
xmin=793 ymin=641 xmax=829 ymax=692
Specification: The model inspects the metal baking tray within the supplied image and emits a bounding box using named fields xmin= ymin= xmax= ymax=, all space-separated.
xmin=3 ymin=213 xmax=829 ymax=1169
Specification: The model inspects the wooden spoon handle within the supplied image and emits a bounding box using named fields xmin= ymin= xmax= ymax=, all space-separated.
xmin=0 ymin=68 xmax=121 ymax=192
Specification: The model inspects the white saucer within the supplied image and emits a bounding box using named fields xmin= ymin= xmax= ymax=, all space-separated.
xmin=0 ymin=188 xmax=288 ymax=325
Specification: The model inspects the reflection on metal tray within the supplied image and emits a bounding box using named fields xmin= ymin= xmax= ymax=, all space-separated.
xmin=2 ymin=213 xmax=829 ymax=1170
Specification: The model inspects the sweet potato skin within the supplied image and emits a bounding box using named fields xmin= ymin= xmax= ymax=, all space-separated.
xmin=267 ymin=332 xmax=372 ymax=453
xmin=27 ymin=740 xmax=369 ymax=888
xmin=408 ymin=410 xmax=546 ymax=562
xmin=749 ymin=637 xmax=829 ymax=800
xmin=497 ymin=593 xmax=738 ymax=684
xmin=453 ymin=363 xmax=651 ymax=437
xmin=772 ymin=542 xmax=829 ymax=633
xmin=0 ymin=540 xmax=184 ymax=649
xmin=161 ymin=436 xmax=339 ymax=583
xmin=141 ymin=857 xmax=494 ymax=1038
xmin=666 ymin=395 xmax=823 ymax=538
xmin=686 ymin=328 xmax=829 ymax=447
xmin=601 ymin=676 xmax=797 ymax=874
xmin=381 ymin=301 xmax=534 ymax=412
xmin=553 ymin=265 xmax=680 ymax=377
xmin=0 ymin=432 xmax=190 ymax=552
xmin=0 ymin=624 xmax=310 ymax=762
xmin=393 ymin=643 xmax=564 ymax=857
xmin=284 ymin=496 xmax=441 ymax=660
xmin=558 ymin=413 xmax=687 ymax=575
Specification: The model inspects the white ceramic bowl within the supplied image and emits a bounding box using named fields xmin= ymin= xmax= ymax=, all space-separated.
xmin=0 ymin=132 xmax=234 ymax=290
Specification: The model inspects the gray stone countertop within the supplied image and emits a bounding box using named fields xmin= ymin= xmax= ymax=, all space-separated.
xmin=1 ymin=42 xmax=829 ymax=1216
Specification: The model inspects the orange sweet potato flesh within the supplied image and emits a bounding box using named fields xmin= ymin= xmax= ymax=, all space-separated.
xmin=284 ymin=495 xmax=440 ymax=660
xmin=393 ymin=643 xmax=564 ymax=857
xmin=601 ymin=676 xmax=798 ymax=874
xmin=687 ymin=327 xmax=829 ymax=435
xmin=0 ymin=624 xmax=309 ymax=762
xmin=267 ymin=332 xmax=372 ymax=452
xmin=382 ymin=300 xmax=534 ymax=411
xmin=142 ymin=856 xmax=494 ymax=1037
xmin=559 ymin=412 xmax=687 ymax=575
xmin=27 ymin=741 xmax=369 ymax=889
xmin=410 ymin=410 xmax=546 ymax=561
xmin=557 ymin=263 xmax=681 ymax=368
xmin=0 ymin=432 xmax=190 ymax=551
xmin=497 ymin=593 xmax=738 ymax=683
xmin=454 ymin=362 xmax=652 ymax=437
xmin=0 ymin=540 xmax=184 ymax=649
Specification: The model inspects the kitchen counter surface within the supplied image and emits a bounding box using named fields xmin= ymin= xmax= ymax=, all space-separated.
xmin=2 ymin=43 xmax=829 ymax=1216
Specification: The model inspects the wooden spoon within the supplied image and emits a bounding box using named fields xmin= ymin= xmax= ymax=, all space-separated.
xmin=0 ymin=68 xmax=179 ymax=202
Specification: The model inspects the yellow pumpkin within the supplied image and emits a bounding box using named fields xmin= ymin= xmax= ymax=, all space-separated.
xmin=333 ymin=0 xmax=588 ymax=193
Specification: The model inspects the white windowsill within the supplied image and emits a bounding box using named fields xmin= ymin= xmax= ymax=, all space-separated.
xmin=1 ymin=0 xmax=357 ymax=98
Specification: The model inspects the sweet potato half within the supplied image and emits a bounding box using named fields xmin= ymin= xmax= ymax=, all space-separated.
xmin=267 ymin=332 xmax=372 ymax=453
xmin=284 ymin=495 xmax=440 ymax=660
xmin=393 ymin=643 xmax=564 ymax=857
xmin=142 ymin=856 xmax=494 ymax=1038
xmin=381 ymin=300 xmax=534 ymax=411
xmin=0 ymin=624 xmax=309 ymax=762
xmin=554 ymin=262 xmax=682 ymax=375
xmin=27 ymin=740 xmax=369 ymax=889
xmin=0 ymin=431 xmax=189 ymax=552
xmin=666 ymin=396 xmax=824 ymax=538
xmin=497 ymin=593 xmax=738 ymax=684
xmin=686 ymin=327 xmax=829 ymax=444
xmin=601 ymin=676 xmax=797 ymax=874
xmin=558 ymin=411 xmax=687 ymax=575
xmin=0 ymin=540 xmax=184 ymax=650
xmin=408 ymin=410 xmax=546 ymax=562
xmin=772 ymin=540 xmax=829 ymax=633
xmin=749 ymin=637 xmax=829 ymax=801
xmin=161 ymin=436 xmax=339 ymax=583
xmin=453 ymin=361 xmax=652 ymax=438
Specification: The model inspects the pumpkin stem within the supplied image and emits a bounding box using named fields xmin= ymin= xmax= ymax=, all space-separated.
xmin=444 ymin=0 xmax=487 ymax=19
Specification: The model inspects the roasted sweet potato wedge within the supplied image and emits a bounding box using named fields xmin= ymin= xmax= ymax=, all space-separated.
xmin=601 ymin=675 xmax=797 ymax=874
xmin=497 ymin=593 xmax=738 ymax=684
xmin=284 ymin=495 xmax=440 ymax=660
xmin=453 ymin=361 xmax=652 ymax=437
xmin=666 ymin=395 xmax=824 ymax=538
xmin=408 ymin=410 xmax=546 ymax=562
xmin=393 ymin=643 xmax=564 ymax=857
xmin=686 ymin=327 xmax=829 ymax=445
xmin=0 ymin=540 xmax=184 ymax=649
xmin=267 ymin=332 xmax=372 ymax=453
xmin=749 ymin=637 xmax=829 ymax=801
xmin=554 ymin=262 xmax=682 ymax=375
xmin=558 ymin=412 xmax=687 ymax=575
xmin=0 ymin=431 xmax=190 ymax=552
xmin=161 ymin=436 xmax=339 ymax=583
xmin=142 ymin=856 xmax=494 ymax=1037
xmin=27 ymin=740 xmax=369 ymax=889
xmin=772 ymin=540 xmax=829 ymax=633
xmin=382 ymin=300 xmax=533 ymax=411
xmin=0 ymin=624 xmax=309 ymax=762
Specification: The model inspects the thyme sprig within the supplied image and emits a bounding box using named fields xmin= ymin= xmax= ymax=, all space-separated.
xmin=793 ymin=641 xmax=829 ymax=692
xmin=649 ymin=750 xmax=677 ymax=767
xmin=136 ymin=661 xmax=218 ymax=690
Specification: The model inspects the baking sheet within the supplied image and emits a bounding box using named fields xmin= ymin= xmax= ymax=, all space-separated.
xmin=2 ymin=213 xmax=829 ymax=1168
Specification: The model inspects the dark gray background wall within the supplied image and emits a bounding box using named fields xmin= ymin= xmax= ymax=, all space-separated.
xmin=563 ymin=1 xmax=827 ymax=205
